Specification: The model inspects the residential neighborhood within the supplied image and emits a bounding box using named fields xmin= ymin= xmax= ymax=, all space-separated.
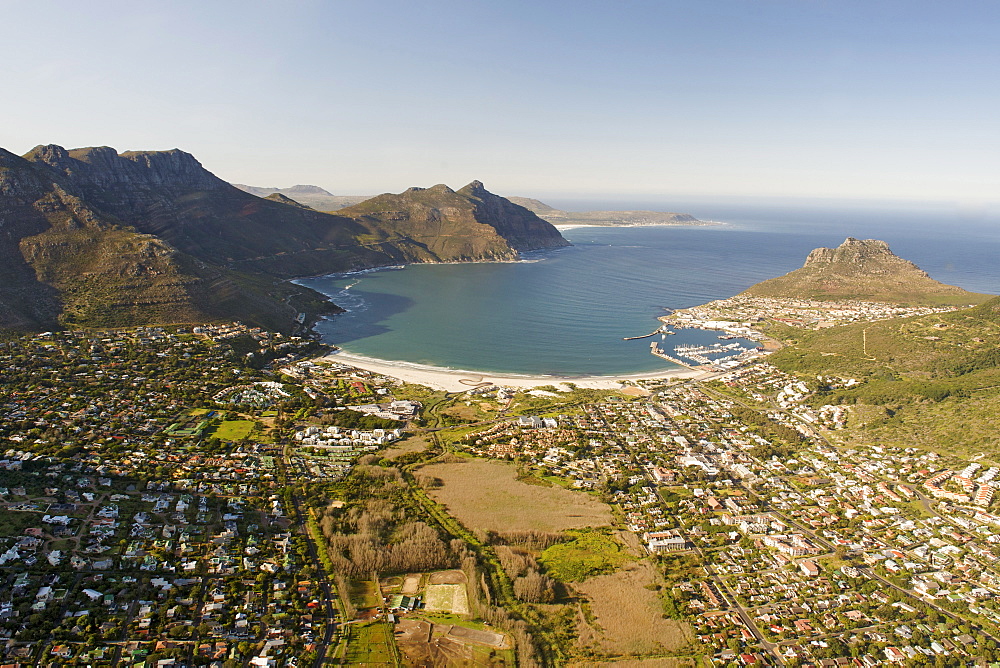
xmin=1 ymin=322 xmax=999 ymax=666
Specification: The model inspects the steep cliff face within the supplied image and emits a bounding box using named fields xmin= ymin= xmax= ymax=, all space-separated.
xmin=338 ymin=181 xmax=569 ymax=261
xmin=457 ymin=181 xmax=569 ymax=251
xmin=744 ymin=237 xmax=989 ymax=305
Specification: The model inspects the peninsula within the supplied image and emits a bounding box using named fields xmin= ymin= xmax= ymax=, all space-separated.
xmin=507 ymin=195 xmax=707 ymax=227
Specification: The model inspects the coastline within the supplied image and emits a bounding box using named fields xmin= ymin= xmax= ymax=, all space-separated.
xmin=552 ymin=221 xmax=723 ymax=231
xmin=324 ymin=350 xmax=707 ymax=392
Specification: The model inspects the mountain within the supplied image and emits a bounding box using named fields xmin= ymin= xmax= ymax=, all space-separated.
xmin=506 ymin=196 xmax=561 ymax=215
xmin=232 ymin=184 xmax=370 ymax=211
xmin=0 ymin=145 xmax=569 ymax=332
xmin=742 ymin=237 xmax=991 ymax=305
xmin=507 ymin=196 xmax=702 ymax=227
xmin=0 ymin=145 xmax=357 ymax=332
xmin=745 ymin=244 xmax=998 ymax=462
xmin=264 ymin=192 xmax=315 ymax=209
xmin=336 ymin=181 xmax=570 ymax=261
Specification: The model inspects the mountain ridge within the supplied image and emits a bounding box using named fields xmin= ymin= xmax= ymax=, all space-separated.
xmin=0 ymin=144 xmax=569 ymax=332
xmin=336 ymin=180 xmax=569 ymax=262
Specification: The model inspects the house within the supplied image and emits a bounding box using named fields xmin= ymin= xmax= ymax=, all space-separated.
xmin=648 ymin=536 xmax=689 ymax=553
xmin=884 ymin=647 xmax=906 ymax=663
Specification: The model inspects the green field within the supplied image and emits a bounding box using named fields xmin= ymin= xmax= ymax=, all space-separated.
xmin=540 ymin=529 xmax=630 ymax=582
xmin=348 ymin=579 xmax=382 ymax=609
xmin=208 ymin=419 xmax=255 ymax=441
xmin=345 ymin=622 xmax=398 ymax=665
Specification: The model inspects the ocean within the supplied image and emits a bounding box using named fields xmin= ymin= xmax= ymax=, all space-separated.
xmin=297 ymin=200 xmax=1000 ymax=377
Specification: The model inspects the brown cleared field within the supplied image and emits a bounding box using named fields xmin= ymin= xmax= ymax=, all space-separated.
xmin=574 ymin=561 xmax=692 ymax=657
xmin=419 ymin=459 xmax=612 ymax=533
xmin=396 ymin=618 xmax=512 ymax=667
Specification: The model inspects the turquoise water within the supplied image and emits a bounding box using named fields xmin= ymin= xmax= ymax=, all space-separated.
xmin=298 ymin=203 xmax=1000 ymax=376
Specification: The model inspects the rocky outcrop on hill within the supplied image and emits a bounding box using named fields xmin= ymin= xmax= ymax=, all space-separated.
xmin=744 ymin=237 xmax=988 ymax=305
xmin=803 ymin=237 xmax=922 ymax=273
xmin=0 ymin=144 xmax=569 ymax=332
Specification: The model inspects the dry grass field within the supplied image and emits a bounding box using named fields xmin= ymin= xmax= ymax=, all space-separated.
xmin=424 ymin=583 xmax=470 ymax=614
xmin=380 ymin=435 xmax=430 ymax=460
xmin=401 ymin=575 xmax=421 ymax=595
xmin=574 ymin=561 xmax=692 ymax=657
xmin=419 ymin=459 xmax=612 ymax=532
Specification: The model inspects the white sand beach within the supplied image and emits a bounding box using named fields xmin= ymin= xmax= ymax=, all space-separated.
xmin=324 ymin=350 xmax=704 ymax=392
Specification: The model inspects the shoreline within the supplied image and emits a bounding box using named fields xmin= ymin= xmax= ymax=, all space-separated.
xmin=553 ymin=221 xmax=725 ymax=231
xmin=323 ymin=350 xmax=707 ymax=392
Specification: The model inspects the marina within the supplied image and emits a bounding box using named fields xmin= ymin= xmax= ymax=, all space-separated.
xmin=651 ymin=337 xmax=763 ymax=371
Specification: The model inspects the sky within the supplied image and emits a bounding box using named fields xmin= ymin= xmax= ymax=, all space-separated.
xmin=2 ymin=0 xmax=999 ymax=204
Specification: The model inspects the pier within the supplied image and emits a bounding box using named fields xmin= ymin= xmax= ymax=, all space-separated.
xmin=623 ymin=326 xmax=673 ymax=341
xmin=623 ymin=330 xmax=660 ymax=341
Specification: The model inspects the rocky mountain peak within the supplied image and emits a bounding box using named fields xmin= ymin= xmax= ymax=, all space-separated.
xmin=803 ymin=237 xmax=925 ymax=276
xmin=25 ymin=143 xmax=72 ymax=166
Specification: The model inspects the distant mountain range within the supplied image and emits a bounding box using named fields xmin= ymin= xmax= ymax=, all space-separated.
xmin=743 ymin=237 xmax=991 ymax=305
xmin=232 ymin=184 xmax=370 ymax=211
xmin=0 ymin=145 xmax=567 ymax=333
xmin=506 ymin=196 xmax=703 ymax=227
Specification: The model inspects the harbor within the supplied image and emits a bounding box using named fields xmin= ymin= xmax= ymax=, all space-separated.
xmin=650 ymin=338 xmax=763 ymax=371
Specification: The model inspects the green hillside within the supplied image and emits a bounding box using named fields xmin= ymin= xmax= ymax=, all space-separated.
xmin=769 ymin=296 xmax=1000 ymax=460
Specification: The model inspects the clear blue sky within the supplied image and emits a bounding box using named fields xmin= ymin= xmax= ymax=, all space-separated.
xmin=3 ymin=0 xmax=999 ymax=203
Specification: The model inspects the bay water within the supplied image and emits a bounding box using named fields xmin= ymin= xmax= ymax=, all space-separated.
xmin=297 ymin=201 xmax=1000 ymax=377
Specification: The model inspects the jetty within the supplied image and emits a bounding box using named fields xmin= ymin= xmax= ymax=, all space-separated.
xmin=624 ymin=325 xmax=674 ymax=341
xmin=624 ymin=330 xmax=660 ymax=341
